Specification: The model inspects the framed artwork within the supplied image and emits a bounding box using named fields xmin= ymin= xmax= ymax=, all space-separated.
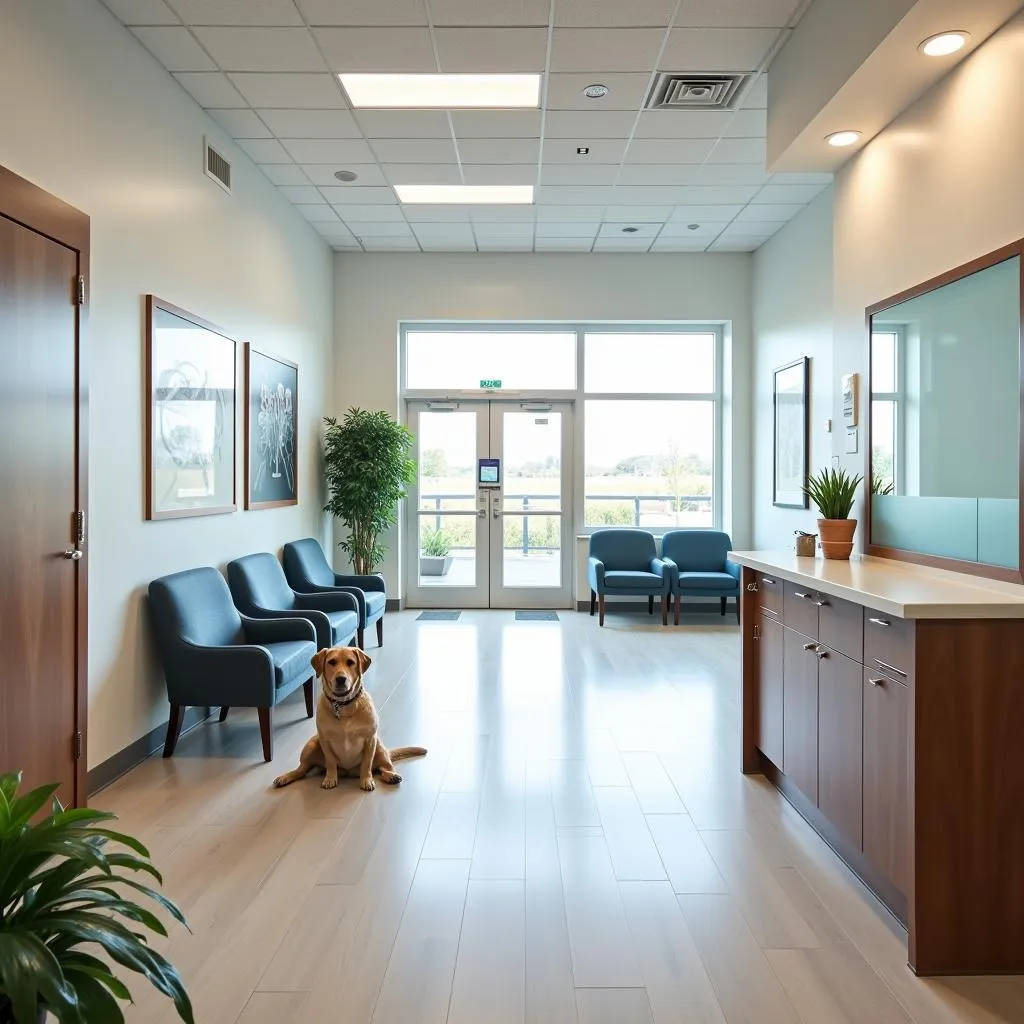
xmin=145 ymin=296 xmax=237 ymax=520
xmin=841 ymin=372 xmax=859 ymax=425
xmin=773 ymin=357 xmax=810 ymax=509
xmin=245 ymin=345 xmax=298 ymax=510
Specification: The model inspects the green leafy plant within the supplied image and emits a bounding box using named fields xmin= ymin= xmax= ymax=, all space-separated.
xmin=871 ymin=475 xmax=894 ymax=496
xmin=804 ymin=467 xmax=863 ymax=520
xmin=0 ymin=772 xmax=193 ymax=1024
xmin=324 ymin=409 xmax=417 ymax=575
xmin=420 ymin=528 xmax=451 ymax=558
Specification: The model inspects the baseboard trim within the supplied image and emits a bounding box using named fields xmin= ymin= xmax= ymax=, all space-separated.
xmin=574 ymin=598 xmax=738 ymax=613
xmin=87 ymin=706 xmax=213 ymax=797
xmin=386 ymin=598 xmax=401 ymax=612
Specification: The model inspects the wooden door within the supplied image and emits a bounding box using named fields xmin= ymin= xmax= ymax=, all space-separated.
xmin=756 ymin=611 xmax=784 ymax=769
xmin=783 ymin=627 xmax=818 ymax=804
xmin=817 ymin=647 xmax=863 ymax=849
xmin=863 ymin=668 xmax=910 ymax=895
xmin=0 ymin=174 xmax=87 ymax=807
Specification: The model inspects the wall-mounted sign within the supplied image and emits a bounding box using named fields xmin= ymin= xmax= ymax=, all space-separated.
xmin=841 ymin=372 xmax=858 ymax=426
xmin=478 ymin=458 xmax=500 ymax=486
xmin=480 ymin=379 xmax=502 ymax=390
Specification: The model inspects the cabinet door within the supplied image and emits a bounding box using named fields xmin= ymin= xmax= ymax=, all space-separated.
xmin=783 ymin=627 xmax=819 ymax=804
xmin=757 ymin=611 xmax=784 ymax=768
xmin=863 ymin=668 xmax=910 ymax=895
xmin=784 ymin=579 xmax=818 ymax=639
xmin=818 ymin=648 xmax=863 ymax=849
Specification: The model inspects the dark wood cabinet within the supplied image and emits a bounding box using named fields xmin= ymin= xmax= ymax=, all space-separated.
xmin=782 ymin=627 xmax=818 ymax=804
xmin=756 ymin=611 xmax=784 ymax=769
xmin=818 ymin=649 xmax=863 ymax=850
xmin=818 ymin=594 xmax=863 ymax=663
xmin=864 ymin=610 xmax=914 ymax=682
xmin=756 ymin=571 xmax=783 ymax=615
xmin=783 ymin=579 xmax=818 ymax=638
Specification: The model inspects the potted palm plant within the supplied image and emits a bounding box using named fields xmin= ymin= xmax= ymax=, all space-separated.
xmin=0 ymin=772 xmax=193 ymax=1024
xmin=419 ymin=527 xmax=452 ymax=577
xmin=804 ymin=466 xmax=864 ymax=559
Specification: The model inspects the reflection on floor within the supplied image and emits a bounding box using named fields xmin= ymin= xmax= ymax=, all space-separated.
xmin=101 ymin=611 xmax=1024 ymax=1024
xmin=420 ymin=551 xmax=559 ymax=588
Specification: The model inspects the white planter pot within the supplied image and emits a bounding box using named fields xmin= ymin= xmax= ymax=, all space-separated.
xmin=419 ymin=555 xmax=453 ymax=577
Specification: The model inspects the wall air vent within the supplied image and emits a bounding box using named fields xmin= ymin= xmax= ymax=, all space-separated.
xmin=645 ymin=73 xmax=752 ymax=111
xmin=204 ymin=138 xmax=232 ymax=194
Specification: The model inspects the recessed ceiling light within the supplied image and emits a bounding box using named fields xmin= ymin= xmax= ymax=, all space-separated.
xmin=687 ymin=223 xmax=700 ymax=231
xmin=622 ymin=226 xmax=639 ymax=233
xmin=334 ymin=170 xmax=358 ymax=182
xmin=394 ymin=185 xmax=534 ymax=205
xmin=338 ymin=73 xmax=540 ymax=109
xmin=583 ymin=83 xmax=609 ymax=99
xmin=826 ymin=130 xmax=862 ymax=148
xmin=919 ymin=31 xmax=969 ymax=57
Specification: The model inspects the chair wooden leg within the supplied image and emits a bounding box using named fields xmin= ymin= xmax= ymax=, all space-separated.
xmin=357 ymin=627 xmax=365 ymax=650
xmin=219 ymin=706 xmax=229 ymax=723
xmin=258 ymin=707 xmax=273 ymax=763
xmin=590 ymin=590 xmax=596 ymax=616
xmin=163 ymin=704 xmax=184 ymax=758
xmin=598 ymin=595 xmax=606 ymax=627
xmin=661 ymin=595 xmax=669 ymax=626
xmin=721 ymin=596 xmax=727 ymax=616
xmin=648 ymin=595 xmax=654 ymax=615
xmin=376 ymin=616 xmax=384 ymax=647
xmin=674 ymin=594 xmax=680 ymax=626
xmin=304 ymin=679 xmax=314 ymax=718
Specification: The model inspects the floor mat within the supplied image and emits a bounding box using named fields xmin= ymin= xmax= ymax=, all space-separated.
xmin=416 ymin=610 xmax=461 ymax=621
xmin=515 ymin=610 xmax=559 ymax=621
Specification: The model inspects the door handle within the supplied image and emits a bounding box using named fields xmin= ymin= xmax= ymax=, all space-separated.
xmin=63 ymin=548 xmax=83 ymax=561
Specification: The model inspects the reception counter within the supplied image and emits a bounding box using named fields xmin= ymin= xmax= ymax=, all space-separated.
xmin=730 ymin=551 xmax=1024 ymax=976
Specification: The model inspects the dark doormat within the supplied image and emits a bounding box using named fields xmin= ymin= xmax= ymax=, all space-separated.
xmin=416 ymin=610 xmax=462 ymax=621
xmin=515 ymin=610 xmax=559 ymax=621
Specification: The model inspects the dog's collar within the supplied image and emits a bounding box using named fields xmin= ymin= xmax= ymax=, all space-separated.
xmin=329 ymin=682 xmax=363 ymax=717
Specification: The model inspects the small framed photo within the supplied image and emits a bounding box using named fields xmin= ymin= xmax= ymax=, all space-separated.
xmin=773 ymin=357 xmax=810 ymax=509
xmin=145 ymin=296 xmax=237 ymax=520
xmin=245 ymin=345 xmax=298 ymax=510
xmin=841 ymin=372 xmax=859 ymax=426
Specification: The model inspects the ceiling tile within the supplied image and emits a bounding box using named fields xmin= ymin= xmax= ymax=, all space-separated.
xmin=207 ymin=108 xmax=271 ymax=138
xmin=755 ymin=183 xmax=829 ymax=203
xmin=723 ymin=108 xmax=767 ymax=137
xmin=709 ymin=137 xmax=766 ymax=163
xmin=429 ymin=0 xmax=548 ymax=26
xmin=668 ymin=204 xmax=744 ymax=221
xmin=166 ymin=0 xmax=303 ymax=25
xmin=102 ymin=0 xmax=178 ymax=25
xmin=598 ymin=222 xmax=661 ymax=238
xmin=302 ymin=164 xmax=388 ymax=185
xmin=650 ymin=238 xmax=708 ymax=251
xmin=708 ymin=239 xmax=761 ymax=251
xmin=413 ymin=224 xmax=476 ymax=241
xmin=769 ymin=172 xmax=832 ymax=185
xmin=371 ymin=138 xmax=458 ymax=163
xmin=535 ymin=205 xmax=607 ymax=220
xmin=546 ymin=72 xmax=651 ymax=111
xmin=278 ymin=185 xmax=324 ymax=203
xmin=467 ymin=205 xmax=537 ymax=221
xmin=662 ymin=28 xmax=781 ymax=70
xmin=192 ymin=27 xmax=325 ymax=72
xmin=462 ymin=164 xmax=538 ymax=185
xmin=476 ymin=239 xmax=534 ymax=251
xmin=535 ymin=238 xmax=593 ymax=251
xmin=550 ymin=29 xmax=663 ymax=72
xmin=603 ymin=204 xmax=672 ymax=221
xmin=314 ymin=224 xmax=357 ymax=241
xmin=633 ymin=110 xmax=732 ymax=139
xmin=727 ymin=220 xmax=783 ymax=236
xmin=688 ymin=163 xmax=769 ymax=186
xmin=295 ymin=204 xmax=340 ymax=222
xmin=537 ymin=186 xmax=613 ymax=205
xmin=420 ymin=242 xmax=478 ymax=251
xmin=383 ymin=163 xmax=462 ymax=185
xmin=736 ymin=203 xmax=805 ymax=222
xmin=473 ymin=222 xmax=535 ymax=238
xmin=257 ymin=108 xmax=362 ymax=138
xmin=228 ymin=72 xmax=344 ymax=108
xmin=543 ymin=138 xmax=627 ymax=163
xmin=314 ymin=27 xmax=436 ymax=72
xmin=331 ymin=203 xmax=407 ymax=221
xmin=435 ymin=29 xmax=548 ymax=72
xmin=611 ymin=185 xmax=716 ymax=203
xmin=360 ymin=239 xmax=421 ymax=250
xmin=535 ymin=222 xmax=598 ymax=237
xmin=451 ymin=111 xmax=542 ymax=139
xmin=555 ymin=0 xmax=676 ymax=27
xmin=283 ymin=139 xmax=376 ymax=163
xmin=625 ymin=139 xmax=716 ymax=164
xmin=356 ymin=111 xmax=451 ymax=138
xmin=296 ymin=0 xmax=426 ymax=25
xmin=403 ymin=205 xmax=471 ymax=222
xmin=667 ymin=185 xmax=760 ymax=204
xmin=320 ymin=186 xmax=398 ymax=204
xmin=615 ymin=166 xmax=698 ymax=186
xmin=174 ymin=71 xmax=246 ymax=106
xmin=593 ymin=237 xmax=654 ymax=251
xmin=457 ymin=138 xmax=539 ymax=163
xmin=676 ymin=0 xmax=803 ymax=29
xmin=345 ymin=222 xmax=415 ymax=237
xmin=258 ymin=163 xmax=310 ymax=185
xmin=540 ymin=164 xmax=618 ymax=186
xmin=659 ymin=221 xmax=727 ymax=237
xmin=544 ymin=110 xmax=637 ymax=138
xmin=741 ymin=74 xmax=767 ymax=108
xmin=131 ymin=27 xmax=215 ymax=71
xmin=236 ymin=137 xmax=292 ymax=162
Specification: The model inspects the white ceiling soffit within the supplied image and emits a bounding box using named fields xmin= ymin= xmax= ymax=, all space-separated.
xmin=767 ymin=0 xmax=1024 ymax=173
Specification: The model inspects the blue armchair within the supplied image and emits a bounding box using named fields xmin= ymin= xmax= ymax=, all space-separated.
xmin=226 ymin=552 xmax=359 ymax=651
xmin=587 ymin=529 xmax=672 ymax=626
xmin=283 ymin=537 xmax=387 ymax=649
xmin=148 ymin=567 xmax=318 ymax=762
xmin=661 ymin=530 xmax=740 ymax=625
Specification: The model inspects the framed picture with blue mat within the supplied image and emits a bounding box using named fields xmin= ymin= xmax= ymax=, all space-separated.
xmin=245 ymin=345 xmax=298 ymax=510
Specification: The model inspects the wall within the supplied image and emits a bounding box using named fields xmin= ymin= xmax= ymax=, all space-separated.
xmin=0 ymin=0 xmax=334 ymax=770
xmin=752 ymin=188 xmax=835 ymax=548
xmin=334 ymin=252 xmax=754 ymax=595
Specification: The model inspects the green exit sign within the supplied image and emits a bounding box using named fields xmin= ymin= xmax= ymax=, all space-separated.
xmin=480 ymin=379 xmax=502 ymax=390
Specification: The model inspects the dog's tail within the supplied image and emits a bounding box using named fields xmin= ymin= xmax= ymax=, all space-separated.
xmin=390 ymin=746 xmax=427 ymax=761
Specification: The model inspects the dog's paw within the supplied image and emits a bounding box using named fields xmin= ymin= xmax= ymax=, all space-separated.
xmin=380 ymin=770 xmax=402 ymax=785
xmin=272 ymin=775 xmax=290 ymax=788
xmin=360 ymin=778 xmax=376 ymax=792
xmin=321 ymin=775 xmax=338 ymax=790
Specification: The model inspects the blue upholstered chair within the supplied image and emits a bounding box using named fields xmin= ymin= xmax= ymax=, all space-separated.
xmin=661 ymin=530 xmax=740 ymax=625
xmin=587 ymin=529 xmax=672 ymax=626
xmin=148 ymin=567 xmax=317 ymax=762
xmin=283 ymin=538 xmax=387 ymax=649
xmin=226 ymin=552 xmax=359 ymax=652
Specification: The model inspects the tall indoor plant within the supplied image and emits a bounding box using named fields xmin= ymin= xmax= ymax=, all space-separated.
xmin=804 ymin=466 xmax=864 ymax=559
xmin=0 ymin=772 xmax=193 ymax=1024
xmin=323 ymin=409 xmax=416 ymax=575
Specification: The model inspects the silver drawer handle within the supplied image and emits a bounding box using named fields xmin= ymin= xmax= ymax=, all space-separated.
xmin=874 ymin=658 xmax=908 ymax=678
xmin=802 ymin=642 xmax=817 ymax=652
xmin=793 ymin=591 xmax=812 ymax=600
xmin=868 ymin=617 xmax=891 ymax=628
xmin=816 ymin=649 xmax=829 ymax=660
xmin=814 ymin=598 xmax=829 ymax=607
xmin=868 ymin=677 xmax=885 ymax=687
xmin=762 ymin=577 xmax=777 ymax=585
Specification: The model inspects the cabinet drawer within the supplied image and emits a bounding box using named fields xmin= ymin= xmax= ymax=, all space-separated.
xmin=784 ymin=579 xmax=818 ymax=639
xmin=818 ymin=647 xmax=863 ymax=850
xmin=818 ymin=593 xmax=864 ymax=663
xmin=864 ymin=610 xmax=914 ymax=682
xmin=755 ymin=571 xmax=783 ymax=615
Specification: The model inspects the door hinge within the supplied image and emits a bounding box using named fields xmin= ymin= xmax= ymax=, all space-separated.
xmin=75 ymin=509 xmax=86 ymax=545
xmin=76 ymin=275 xmax=85 ymax=306
xmin=74 ymin=732 xmax=83 ymax=760
xmin=753 ymin=624 xmax=760 ymax=640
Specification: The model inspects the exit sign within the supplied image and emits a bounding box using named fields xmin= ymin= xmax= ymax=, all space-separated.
xmin=480 ymin=379 xmax=502 ymax=390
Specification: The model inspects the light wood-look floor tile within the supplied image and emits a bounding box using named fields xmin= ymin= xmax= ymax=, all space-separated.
xmin=576 ymin=987 xmax=655 ymax=1024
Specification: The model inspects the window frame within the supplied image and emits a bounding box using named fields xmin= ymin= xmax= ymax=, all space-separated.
xmin=870 ymin=325 xmax=905 ymax=495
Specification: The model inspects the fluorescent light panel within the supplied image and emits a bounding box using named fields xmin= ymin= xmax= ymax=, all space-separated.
xmin=339 ymin=73 xmax=540 ymax=109
xmin=395 ymin=185 xmax=534 ymax=205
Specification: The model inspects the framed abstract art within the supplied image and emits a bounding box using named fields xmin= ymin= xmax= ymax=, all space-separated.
xmin=773 ymin=356 xmax=809 ymax=509
xmin=245 ymin=345 xmax=298 ymax=510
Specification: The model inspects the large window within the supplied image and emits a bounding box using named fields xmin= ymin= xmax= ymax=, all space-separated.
xmin=871 ymin=328 xmax=900 ymax=494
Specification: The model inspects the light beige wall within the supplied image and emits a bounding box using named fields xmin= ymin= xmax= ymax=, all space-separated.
xmin=0 ymin=0 xmax=334 ymax=768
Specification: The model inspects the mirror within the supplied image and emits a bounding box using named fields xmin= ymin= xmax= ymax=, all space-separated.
xmin=868 ymin=245 xmax=1022 ymax=578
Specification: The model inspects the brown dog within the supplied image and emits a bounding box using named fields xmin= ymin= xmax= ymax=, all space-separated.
xmin=273 ymin=646 xmax=426 ymax=792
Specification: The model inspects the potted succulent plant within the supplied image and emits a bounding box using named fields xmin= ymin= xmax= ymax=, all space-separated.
xmin=419 ymin=527 xmax=453 ymax=577
xmin=0 ymin=772 xmax=193 ymax=1024
xmin=804 ymin=466 xmax=864 ymax=559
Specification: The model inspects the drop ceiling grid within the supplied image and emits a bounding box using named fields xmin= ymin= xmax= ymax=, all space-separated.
xmin=104 ymin=0 xmax=828 ymax=253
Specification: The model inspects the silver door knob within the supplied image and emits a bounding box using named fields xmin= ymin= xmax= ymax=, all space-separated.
xmin=63 ymin=548 xmax=83 ymax=561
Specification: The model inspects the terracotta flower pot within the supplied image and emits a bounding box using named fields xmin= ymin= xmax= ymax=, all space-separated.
xmin=817 ymin=518 xmax=856 ymax=559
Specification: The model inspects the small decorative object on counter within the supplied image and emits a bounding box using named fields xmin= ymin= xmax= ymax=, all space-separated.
xmin=794 ymin=530 xmax=816 ymax=557
xmin=803 ymin=466 xmax=863 ymax=559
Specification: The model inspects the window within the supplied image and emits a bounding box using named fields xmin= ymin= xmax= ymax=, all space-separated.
xmin=871 ymin=329 xmax=900 ymax=493
xmin=584 ymin=332 xmax=715 ymax=394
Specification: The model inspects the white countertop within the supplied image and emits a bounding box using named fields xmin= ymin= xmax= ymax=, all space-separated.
xmin=728 ymin=551 xmax=1024 ymax=619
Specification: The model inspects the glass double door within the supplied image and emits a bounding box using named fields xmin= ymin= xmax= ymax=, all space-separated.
xmin=406 ymin=400 xmax=573 ymax=609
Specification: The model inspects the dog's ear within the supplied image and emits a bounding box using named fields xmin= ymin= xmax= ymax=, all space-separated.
xmin=310 ymin=649 xmax=328 ymax=678
xmin=357 ymin=649 xmax=372 ymax=676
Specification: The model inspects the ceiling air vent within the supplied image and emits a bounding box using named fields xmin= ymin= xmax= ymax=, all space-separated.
xmin=203 ymin=138 xmax=232 ymax=194
xmin=645 ymin=72 xmax=751 ymax=111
